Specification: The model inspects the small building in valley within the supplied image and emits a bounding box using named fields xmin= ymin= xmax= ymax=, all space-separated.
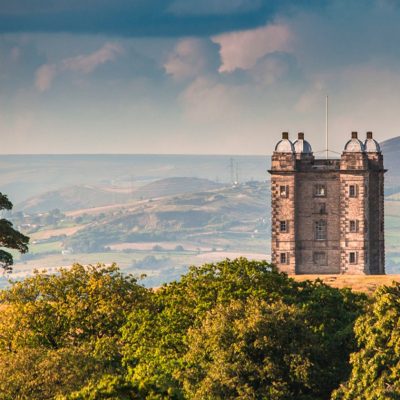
xmin=269 ymin=131 xmax=385 ymax=274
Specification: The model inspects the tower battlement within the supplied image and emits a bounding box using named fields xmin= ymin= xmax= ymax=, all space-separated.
xmin=269 ymin=131 xmax=385 ymax=275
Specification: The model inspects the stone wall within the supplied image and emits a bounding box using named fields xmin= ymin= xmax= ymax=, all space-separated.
xmin=270 ymin=148 xmax=385 ymax=275
xmin=270 ymin=153 xmax=296 ymax=274
xmin=295 ymin=171 xmax=341 ymax=274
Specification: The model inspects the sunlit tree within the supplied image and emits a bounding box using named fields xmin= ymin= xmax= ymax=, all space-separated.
xmin=332 ymin=283 xmax=400 ymax=399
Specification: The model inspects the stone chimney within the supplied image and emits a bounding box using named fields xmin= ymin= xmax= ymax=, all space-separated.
xmin=298 ymin=132 xmax=304 ymax=140
xmin=282 ymin=132 xmax=289 ymax=140
xmin=352 ymin=131 xmax=358 ymax=139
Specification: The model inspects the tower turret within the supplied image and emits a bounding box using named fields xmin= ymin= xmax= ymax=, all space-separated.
xmin=363 ymin=131 xmax=385 ymax=274
xmin=270 ymin=132 xmax=297 ymax=273
xmin=293 ymin=132 xmax=314 ymax=162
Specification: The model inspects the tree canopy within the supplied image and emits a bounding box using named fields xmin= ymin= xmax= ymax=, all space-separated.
xmin=0 ymin=258 xmax=388 ymax=400
xmin=119 ymin=258 xmax=365 ymax=400
xmin=0 ymin=263 xmax=148 ymax=399
xmin=0 ymin=192 xmax=29 ymax=272
xmin=332 ymin=283 xmax=400 ymax=400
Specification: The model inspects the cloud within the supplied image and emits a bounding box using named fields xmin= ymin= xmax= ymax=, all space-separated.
xmin=0 ymin=0 xmax=325 ymax=37
xmin=179 ymin=76 xmax=249 ymax=123
xmin=250 ymin=52 xmax=296 ymax=85
xmin=35 ymin=63 xmax=57 ymax=92
xmin=5 ymin=0 xmax=400 ymax=155
xmin=164 ymin=38 xmax=219 ymax=80
xmin=34 ymin=42 xmax=123 ymax=92
xmin=61 ymin=42 xmax=123 ymax=74
xmin=212 ymin=23 xmax=292 ymax=72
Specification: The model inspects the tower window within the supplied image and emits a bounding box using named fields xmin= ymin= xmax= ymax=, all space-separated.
xmin=349 ymin=220 xmax=358 ymax=232
xmin=313 ymin=252 xmax=327 ymax=266
xmin=280 ymin=185 xmax=289 ymax=198
xmin=349 ymin=185 xmax=358 ymax=197
xmin=314 ymin=184 xmax=326 ymax=197
xmin=314 ymin=203 xmax=327 ymax=214
xmin=349 ymin=252 xmax=357 ymax=264
xmin=280 ymin=221 xmax=288 ymax=232
xmin=280 ymin=252 xmax=289 ymax=264
xmin=315 ymin=220 xmax=327 ymax=240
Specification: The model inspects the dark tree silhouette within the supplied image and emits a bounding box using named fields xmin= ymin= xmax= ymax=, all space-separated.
xmin=0 ymin=193 xmax=29 ymax=272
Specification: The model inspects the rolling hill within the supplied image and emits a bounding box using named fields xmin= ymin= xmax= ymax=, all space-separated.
xmin=0 ymin=154 xmax=267 ymax=204
xmin=64 ymin=181 xmax=270 ymax=253
xmin=17 ymin=177 xmax=224 ymax=213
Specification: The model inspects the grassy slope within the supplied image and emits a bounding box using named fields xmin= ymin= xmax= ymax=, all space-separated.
xmin=292 ymin=274 xmax=400 ymax=294
xmin=64 ymin=182 xmax=270 ymax=251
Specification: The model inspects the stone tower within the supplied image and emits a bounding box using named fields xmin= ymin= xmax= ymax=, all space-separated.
xmin=269 ymin=131 xmax=385 ymax=275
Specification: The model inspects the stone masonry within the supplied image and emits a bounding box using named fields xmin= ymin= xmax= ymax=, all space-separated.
xmin=269 ymin=131 xmax=385 ymax=275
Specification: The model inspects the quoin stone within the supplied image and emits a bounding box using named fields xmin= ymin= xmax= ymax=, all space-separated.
xmin=269 ymin=131 xmax=385 ymax=274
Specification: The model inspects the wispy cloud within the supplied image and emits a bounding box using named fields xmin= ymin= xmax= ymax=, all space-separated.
xmin=61 ymin=42 xmax=123 ymax=74
xmin=180 ymin=77 xmax=241 ymax=122
xmin=35 ymin=42 xmax=123 ymax=92
xmin=164 ymin=38 xmax=219 ymax=80
xmin=212 ymin=23 xmax=292 ymax=72
xmin=35 ymin=63 xmax=57 ymax=92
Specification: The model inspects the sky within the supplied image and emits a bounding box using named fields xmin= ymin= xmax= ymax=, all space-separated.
xmin=1 ymin=0 xmax=400 ymax=155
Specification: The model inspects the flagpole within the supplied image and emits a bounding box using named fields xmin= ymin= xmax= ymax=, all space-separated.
xmin=326 ymin=95 xmax=329 ymax=159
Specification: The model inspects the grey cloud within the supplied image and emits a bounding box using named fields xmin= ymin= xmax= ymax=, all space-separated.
xmin=34 ymin=42 xmax=124 ymax=92
xmin=0 ymin=0 xmax=329 ymax=37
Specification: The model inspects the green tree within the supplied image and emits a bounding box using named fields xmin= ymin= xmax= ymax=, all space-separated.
xmin=0 ymin=264 xmax=148 ymax=400
xmin=0 ymin=192 xmax=29 ymax=272
xmin=0 ymin=258 xmax=367 ymax=400
xmin=182 ymin=298 xmax=317 ymax=400
xmin=121 ymin=259 xmax=296 ymax=399
xmin=332 ymin=283 xmax=400 ymax=400
xmin=120 ymin=258 xmax=365 ymax=399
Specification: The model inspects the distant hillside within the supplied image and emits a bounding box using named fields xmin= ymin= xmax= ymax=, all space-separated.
xmin=0 ymin=155 xmax=268 ymax=204
xmin=17 ymin=185 xmax=131 ymax=213
xmin=17 ymin=177 xmax=224 ymax=213
xmin=131 ymin=177 xmax=222 ymax=200
xmin=381 ymin=136 xmax=400 ymax=154
xmin=65 ymin=181 xmax=269 ymax=252
xmin=381 ymin=136 xmax=400 ymax=189
xmin=0 ymin=142 xmax=398 ymax=205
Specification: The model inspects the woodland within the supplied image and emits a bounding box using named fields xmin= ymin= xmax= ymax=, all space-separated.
xmin=0 ymin=259 xmax=398 ymax=399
